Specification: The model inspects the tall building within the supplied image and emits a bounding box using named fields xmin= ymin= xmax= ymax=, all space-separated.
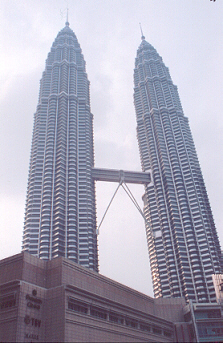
xmin=134 ymin=35 xmax=223 ymax=303
xmin=21 ymin=21 xmax=152 ymax=274
xmin=22 ymin=21 xmax=98 ymax=271
xmin=22 ymin=18 xmax=222 ymax=305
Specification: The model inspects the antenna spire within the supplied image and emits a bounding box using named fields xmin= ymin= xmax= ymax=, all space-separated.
xmin=139 ymin=23 xmax=145 ymax=40
xmin=65 ymin=5 xmax=69 ymax=26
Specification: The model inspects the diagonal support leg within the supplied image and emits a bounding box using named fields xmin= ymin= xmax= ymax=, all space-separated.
xmin=96 ymin=182 xmax=122 ymax=235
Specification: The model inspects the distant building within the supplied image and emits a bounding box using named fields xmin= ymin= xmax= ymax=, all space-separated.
xmin=0 ymin=252 xmax=188 ymax=342
xmin=184 ymin=302 xmax=223 ymax=342
xmin=134 ymin=34 xmax=223 ymax=302
xmin=212 ymin=274 xmax=223 ymax=305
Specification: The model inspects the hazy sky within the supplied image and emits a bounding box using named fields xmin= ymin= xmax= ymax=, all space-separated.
xmin=0 ymin=0 xmax=222 ymax=297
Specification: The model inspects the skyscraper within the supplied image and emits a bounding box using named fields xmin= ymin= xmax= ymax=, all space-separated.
xmin=134 ymin=35 xmax=223 ymax=302
xmin=22 ymin=21 xmax=98 ymax=271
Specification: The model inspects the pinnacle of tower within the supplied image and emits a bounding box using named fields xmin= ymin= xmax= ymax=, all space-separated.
xmin=138 ymin=33 xmax=155 ymax=52
xmin=65 ymin=7 xmax=69 ymax=27
xmin=139 ymin=23 xmax=145 ymax=40
xmin=61 ymin=20 xmax=72 ymax=34
xmin=138 ymin=36 xmax=150 ymax=52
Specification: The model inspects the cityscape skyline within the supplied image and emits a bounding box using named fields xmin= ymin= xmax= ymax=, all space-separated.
xmin=1 ymin=0 xmax=223 ymax=297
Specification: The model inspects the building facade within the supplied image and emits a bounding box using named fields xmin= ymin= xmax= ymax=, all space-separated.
xmin=0 ymin=253 xmax=187 ymax=343
xmin=183 ymin=301 xmax=223 ymax=342
xmin=22 ymin=22 xmax=98 ymax=271
xmin=212 ymin=274 xmax=223 ymax=305
xmin=134 ymin=35 xmax=223 ymax=302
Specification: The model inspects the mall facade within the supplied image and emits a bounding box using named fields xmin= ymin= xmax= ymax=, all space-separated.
xmin=0 ymin=252 xmax=189 ymax=342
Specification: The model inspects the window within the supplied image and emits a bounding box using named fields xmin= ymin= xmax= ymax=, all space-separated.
xmin=0 ymin=294 xmax=16 ymax=310
xmin=68 ymin=298 xmax=88 ymax=314
xmin=153 ymin=326 xmax=162 ymax=335
xmin=109 ymin=312 xmax=124 ymax=325
xmin=125 ymin=317 xmax=138 ymax=329
xmin=164 ymin=330 xmax=172 ymax=337
xmin=140 ymin=323 xmax=151 ymax=332
xmin=90 ymin=307 xmax=107 ymax=320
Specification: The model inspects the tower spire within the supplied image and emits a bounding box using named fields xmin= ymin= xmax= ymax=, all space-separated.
xmin=65 ymin=6 xmax=69 ymax=26
xmin=139 ymin=23 xmax=145 ymax=40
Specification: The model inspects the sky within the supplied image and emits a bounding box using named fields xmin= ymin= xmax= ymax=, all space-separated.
xmin=0 ymin=0 xmax=223 ymax=297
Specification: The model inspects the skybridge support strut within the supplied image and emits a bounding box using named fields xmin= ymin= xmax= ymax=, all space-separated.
xmin=92 ymin=167 xmax=153 ymax=234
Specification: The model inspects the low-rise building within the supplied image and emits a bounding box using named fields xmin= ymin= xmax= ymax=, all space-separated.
xmin=0 ymin=252 xmax=187 ymax=342
xmin=184 ymin=302 xmax=223 ymax=342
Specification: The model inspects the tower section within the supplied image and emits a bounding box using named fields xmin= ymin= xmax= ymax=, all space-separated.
xmin=134 ymin=36 xmax=222 ymax=302
xmin=22 ymin=22 xmax=98 ymax=271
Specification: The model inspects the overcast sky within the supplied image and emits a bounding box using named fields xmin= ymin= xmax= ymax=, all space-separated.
xmin=0 ymin=0 xmax=222 ymax=297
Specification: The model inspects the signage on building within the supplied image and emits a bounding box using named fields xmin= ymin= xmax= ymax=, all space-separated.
xmin=24 ymin=290 xmax=42 ymax=341
xmin=25 ymin=333 xmax=39 ymax=340
xmin=26 ymin=290 xmax=42 ymax=310
xmin=24 ymin=315 xmax=41 ymax=327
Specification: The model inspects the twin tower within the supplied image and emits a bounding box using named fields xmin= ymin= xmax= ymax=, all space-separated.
xmin=22 ymin=22 xmax=222 ymax=303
